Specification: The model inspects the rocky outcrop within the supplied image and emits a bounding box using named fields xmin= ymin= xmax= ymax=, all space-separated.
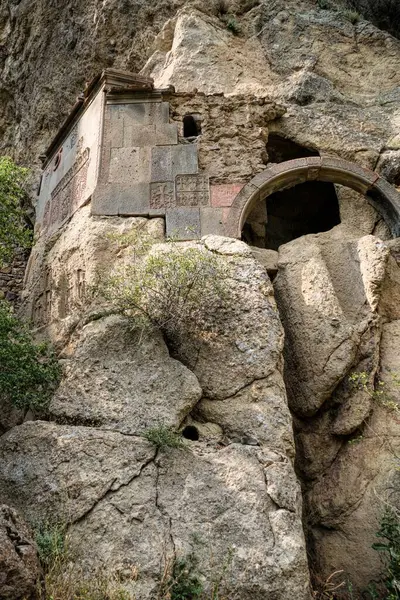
xmin=273 ymin=224 xmax=400 ymax=592
xmin=0 ymin=504 xmax=40 ymax=600
xmin=50 ymin=315 xmax=202 ymax=432
xmin=0 ymin=220 xmax=311 ymax=599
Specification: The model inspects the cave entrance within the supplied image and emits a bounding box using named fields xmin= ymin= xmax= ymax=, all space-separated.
xmin=242 ymin=135 xmax=341 ymax=250
xmin=226 ymin=143 xmax=400 ymax=242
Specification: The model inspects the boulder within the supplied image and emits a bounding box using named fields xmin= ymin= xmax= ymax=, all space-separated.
xmin=0 ymin=504 xmax=40 ymax=600
xmin=50 ymin=315 xmax=202 ymax=433
xmin=274 ymin=225 xmax=400 ymax=591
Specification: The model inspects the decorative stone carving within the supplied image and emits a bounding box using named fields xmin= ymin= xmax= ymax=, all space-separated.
xmin=175 ymin=174 xmax=209 ymax=207
xmin=150 ymin=182 xmax=175 ymax=209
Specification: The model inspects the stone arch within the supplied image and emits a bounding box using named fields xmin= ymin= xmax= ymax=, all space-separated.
xmin=225 ymin=156 xmax=400 ymax=240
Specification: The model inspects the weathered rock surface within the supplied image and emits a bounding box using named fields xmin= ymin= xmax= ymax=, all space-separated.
xmin=0 ymin=235 xmax=311 ymax=599
xmin=0 ymin=504 xmax=40 ymax=600
xmin=273 ymin=224 xmax=400 ymax=592
xmin=274 ymin=226 xmax=388 ymax=417
xmin=50 ymin=314 xmax=202 ymax=433
xmin=21 ymin=205 xmax=164 ymax=349
xmin=0 ymin=422 xmax=156 ymax=523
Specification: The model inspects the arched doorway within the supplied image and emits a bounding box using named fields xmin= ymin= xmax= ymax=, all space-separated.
xmin=225 ymin=156 xmax=400 ymax=244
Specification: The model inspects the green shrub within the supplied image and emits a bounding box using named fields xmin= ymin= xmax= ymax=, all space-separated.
xmin=143 ymin=425 xmax=184 ymax=449
xmin=0 ymin=300 xmax=61 ymax=412
xmin=343 ymin=8 xmax=360 ymax=23
xmin=371 ymin=508 xmax=400 ymax=599
xmin=98 ymin=242 xmax=228 ymax=339
xmin=348 ymin=371 xmax=400 ymax=414
xmin=226 ymin=15 xmax=241 ymax=34
xmin=160 ymin=553 xmax=203 ymax=600
xmin=35 ymin=521 xmax=67 ymax=570
xmin=0 ymin=156 xmax=31 ymax=267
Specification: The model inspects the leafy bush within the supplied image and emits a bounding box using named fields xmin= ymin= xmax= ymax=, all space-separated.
xmin=35 ymin=521 xmax=67 ymax=569
xmin=226 ymin=15 xmax=241 ymax=35
xmin=143 ymin=425 xmax=184 ymax=449
xmin=348 ymin=371 xmax=400 ymax=414
xmin=371 ymin=508 xmax=400 ymax=599
xmin=35 ymin=522 xmax=136 ymax=600
xmin=343 ymin=8 xmax=360 ymax=23
xmin=0 ymin=156 xmax=31 ymax=267
xmin=159 ymin=553 xmax=203 ymax=600
xmin=0 ymin=300 xmax=61 ymax=412
xmin=98 ymin=241 xmax=228 ymax=339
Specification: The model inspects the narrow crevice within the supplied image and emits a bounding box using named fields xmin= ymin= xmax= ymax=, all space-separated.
xmin=154 ymin=451 xmax=176 ymax=560
xmin=71 ymin=451 xmax=157 ymax=527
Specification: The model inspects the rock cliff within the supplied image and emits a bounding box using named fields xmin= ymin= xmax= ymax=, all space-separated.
xmin=2 ymin=0 xmax=400 ymax=598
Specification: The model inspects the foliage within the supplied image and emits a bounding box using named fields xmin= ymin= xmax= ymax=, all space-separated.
xmin=343 ymin=8 xmax=360 ymax=23
xmin=225 ymin=15 xmax=241 ymax=35
xmin=35 ymin=521 xmax=67 ymax=569
xmin=35 ymin=522 xmax=136 ymax=600
xmin=371 ymin=508 xmax=400 ymax=599
xmin=0 ymin=300 xmax=61 ymax=412
xmin=97 ymin=240 xmax=228 ymax=340
xmin=160 ymin=553 xmax=203 ymax=600
xmin=143 ymin=425 xmax=184 ymax=450
xmin=348 ymin=371 xmax=400 ymax=414
xmin=0 ymin=156 xmax=31 ymax=267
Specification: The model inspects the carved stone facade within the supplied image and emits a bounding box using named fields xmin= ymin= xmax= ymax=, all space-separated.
xmin=36 ymin=70 xmax=285 ymax=243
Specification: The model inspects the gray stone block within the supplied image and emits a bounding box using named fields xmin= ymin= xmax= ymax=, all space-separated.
xmin=123 ymin=102 xmax=170 ymax=126
xmin=151 ymin=147 xmax=173 ymax=182
xmin=109 ymin=147 xmax=151 ymax=184
xmin=150 ymin=182 xmax=175 ymax=209
xmin=108 ymin=105 xmax=125 ymax=125
xmin=91 ymin=183 xmax=150 ymax=216
xmin=151 ymin=145 xmax=199 ymax=183
xmin=156 ymin=124 xmax=178 ymax=146
xmin=200 ymin=207 xmax=224 ymax=236
xmin=166 ymin=208 xmax=201 ymax=240
xmin=171 ymin=145 xmax=198 ymax=177
xmin=123 ymin=125 xmax=157 ymax=148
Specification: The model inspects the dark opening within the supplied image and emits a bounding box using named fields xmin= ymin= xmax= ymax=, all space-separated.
xmin=266 ymin=133 xmax=319 ymax=163
xmin=183 ymin=115 xmax=200 ymax=138
xmin=243 ymin=135 xmax=341 ymax=250
xmin=182 ymin=425 xmax=200 ymax=441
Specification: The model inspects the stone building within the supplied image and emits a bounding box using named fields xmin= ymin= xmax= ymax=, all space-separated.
xmin=3 ymin=7 xmax=400 ymax=595
xmin=36 ymin=68 xmax=400 ymax=247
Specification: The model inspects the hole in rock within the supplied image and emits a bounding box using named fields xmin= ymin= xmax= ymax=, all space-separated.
xmin=242 ymin=134 xmax=341 ymax=250
xmin=183 ymin=115 xmax=200 ymax=138
xmin=182 ymin=425 xmax=200 ymax=441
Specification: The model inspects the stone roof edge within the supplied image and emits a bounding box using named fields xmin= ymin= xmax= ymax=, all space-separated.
xmin=40 ymin=69 xmax=157 ymax=166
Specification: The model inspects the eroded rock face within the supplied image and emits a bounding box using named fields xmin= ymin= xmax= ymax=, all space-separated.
xmin=0 ymin=504 xmax=40 ymax=600
xmin=50 ymin=315 xmax=202 ymax=433
xmin=273 ymin=224 xmax=400 ymax=592
xmin=0 ymin=229 xmax=311 ymax=599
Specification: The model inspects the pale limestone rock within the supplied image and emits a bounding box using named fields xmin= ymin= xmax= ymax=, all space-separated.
xmin=141 ymin=9 xmax=276 ymax=96
xmin=274 ymin=224 xmax=400 ymax=593
xmin=68 ymin=444 xmax=310 ymax=600
xmin=0 ymin=427 xmax=311 ymax=600
xmin=203 ymin=234 xmax=252 ymax=256
xmin=0 ymin=234 xmax=311 ymax=598
xmin=50 ymin=315 xmax=202 ymax=433
xmin=170 ymin=243 xmax=284 ymax=401
xmin=0 ymin=505 xmax=40 ymax=600
xmin=21 ymin=205 xmax=164 ymax=349
xmin=195 ymin=376 xmax=294 ymax=457
xmin=0 ymin=422 xmax=156 ymax=523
